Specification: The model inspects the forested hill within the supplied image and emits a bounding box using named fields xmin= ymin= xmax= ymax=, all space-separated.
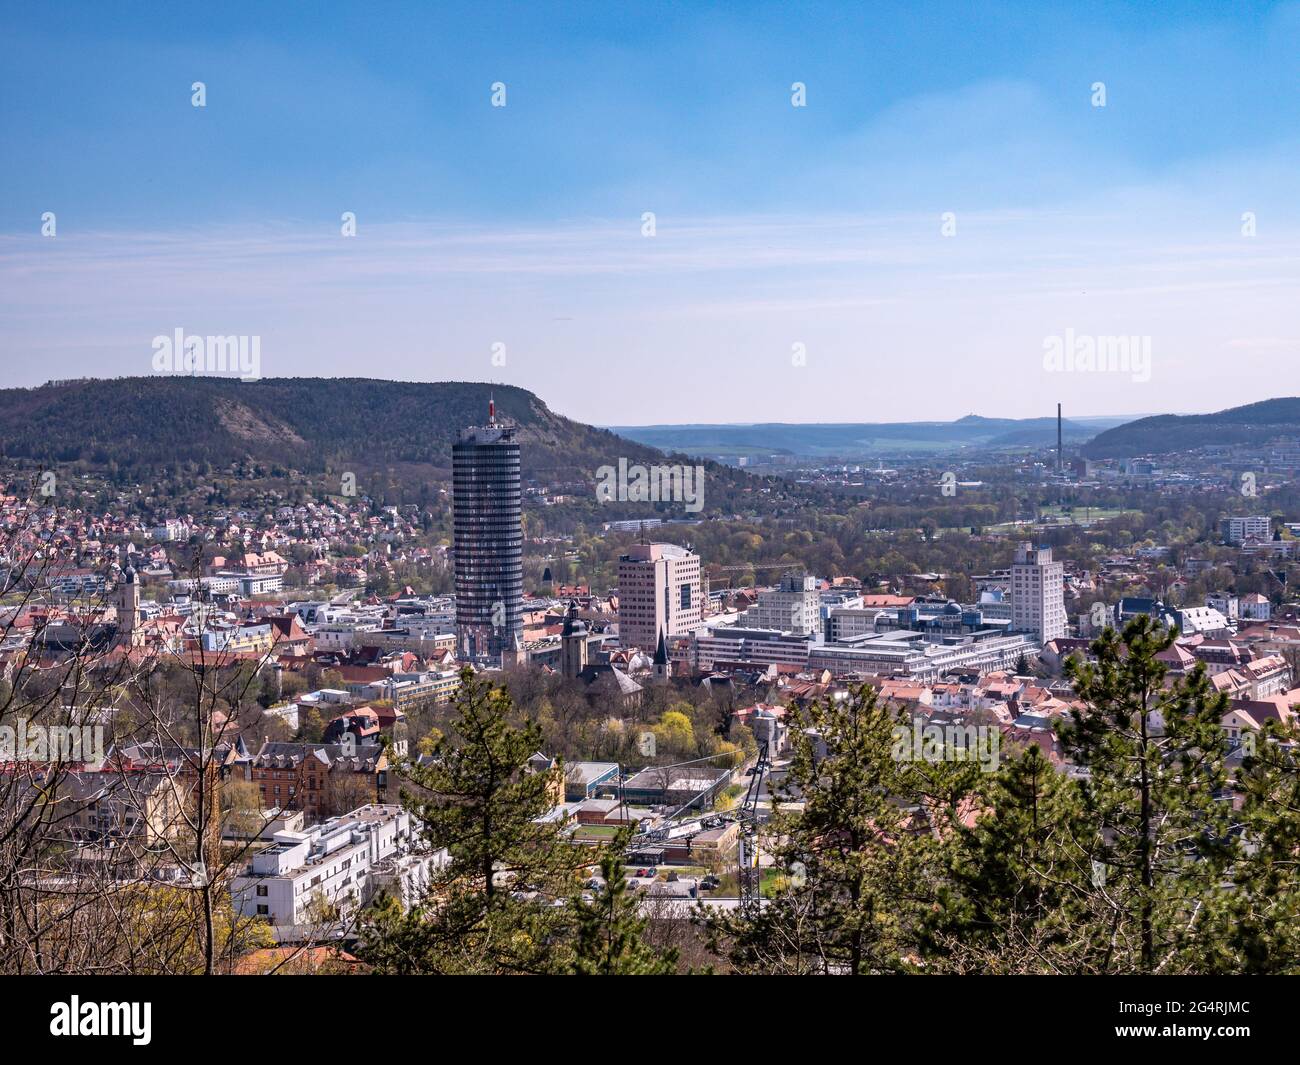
xmin=1083 ymin=398 xmax=1300 ymax=458
xmin=0 ymin=377 xmax=680 ymax=484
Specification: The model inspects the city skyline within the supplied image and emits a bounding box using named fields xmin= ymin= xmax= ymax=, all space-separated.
xmin=5 ymin=0 xmax=1300 ymax=999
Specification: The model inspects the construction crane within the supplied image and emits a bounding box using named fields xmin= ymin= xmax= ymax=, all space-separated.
xmin=736 ymin=740 xmax=771 ymax=911
xmin=709 ymin=562 xmax=804 ymax=591
xmin=711 ymin=562 xmax=802 ymax=574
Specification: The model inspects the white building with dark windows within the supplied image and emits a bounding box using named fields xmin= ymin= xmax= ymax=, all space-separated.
xmin=1221 ymin=515 xmax=1271 ymax=545
xmin=1011 ymin=542 xmax=1067 ymax=644
xmin=230 ymin=804 xmax=425 ymax=927
xmin=737 ymin=572 xmax=821 ymax=635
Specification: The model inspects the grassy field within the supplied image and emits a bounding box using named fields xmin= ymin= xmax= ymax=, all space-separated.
xmin=572 ymin=825 xmax=621 ymax=841
xmin=985 ymin=506 xmax=1141 ymax=534
xmin=710 ymin=868 xmax=786 ymax=897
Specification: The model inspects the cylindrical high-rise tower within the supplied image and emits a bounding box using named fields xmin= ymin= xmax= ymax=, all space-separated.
xmin=452 ymin=401 xmax=523 ymax=661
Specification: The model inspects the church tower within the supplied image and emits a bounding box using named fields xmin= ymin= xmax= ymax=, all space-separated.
xmin=560 ymin=600 xmax=589 ymax=680
xmin=500 ymin=630 xmax=527 ymax=670
xmin=116 ymin=564 xmax=140 ymax=644
xmin=653 ymin=628 xmax=672 ymax=682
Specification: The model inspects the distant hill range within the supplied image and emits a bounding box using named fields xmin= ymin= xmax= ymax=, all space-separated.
xmin=0 ymin=377 xmax=674 ymax=483
xmin=1083 ymin=398 xmax=1300 ymax=459
xmin=611 ymin=414 xmax=1133 ymax=461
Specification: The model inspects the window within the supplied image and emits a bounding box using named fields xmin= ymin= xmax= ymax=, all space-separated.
xmin=256 ymin=905 xmax=269 ymax=916
xmin=256 ymin=885 xmax=268 ymax=896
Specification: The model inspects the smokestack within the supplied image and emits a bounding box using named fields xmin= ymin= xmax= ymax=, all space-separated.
xmin=1056 ymin=402 xmax=1062 ymax=473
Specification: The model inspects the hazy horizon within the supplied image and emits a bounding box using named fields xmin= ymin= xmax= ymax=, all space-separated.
xmin=3 ymin=2 xmax=1298 ymax=423
xmin=0 ymin=372 xmax=1290 ymax=430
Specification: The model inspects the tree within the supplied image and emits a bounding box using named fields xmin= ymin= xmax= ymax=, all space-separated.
xmin=922 ymin=743 xmax=1085 ymax=973
xmin=653 ymin=709 xmax=696 ymax=760
xmin=569 ymin=848 xmax=678 ymax=975
xmin=360 ymin=668 xmax=586 ymax=974
xmin=707 ymin=684 xmax=936 ymax=974
xmin=222 ymin=778 xmax=266 ymax=839
xmin=298 ymin=708 xmax=325 ymax=744
xmin=1055 ymin=616 xmax=1237 ymax=974
xmin=1216 ymin=718 xmax=1300 ymax=972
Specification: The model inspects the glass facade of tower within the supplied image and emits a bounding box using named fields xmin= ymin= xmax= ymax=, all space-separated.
xmin=452 ymin=422 xmax=523 ymax=660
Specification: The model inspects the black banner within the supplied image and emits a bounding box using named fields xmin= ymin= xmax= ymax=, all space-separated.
xmin=2 ymin=975 xmax=1283 ymax=1049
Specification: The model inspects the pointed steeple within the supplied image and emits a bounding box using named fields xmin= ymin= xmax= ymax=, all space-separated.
xmin=653 ymin=628 xmax=668 ymax=665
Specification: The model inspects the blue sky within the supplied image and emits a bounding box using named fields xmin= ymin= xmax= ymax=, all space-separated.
xmin=2 ymin=1 xmax=1298 ymax=423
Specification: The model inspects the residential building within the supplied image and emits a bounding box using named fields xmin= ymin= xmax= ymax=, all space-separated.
xmin=229 ymin=803 xmax=417 ymax=926
xmin=1206 ymin=591 xmax=1239 ymax=621
xmin=1241 ymin=592 xmax=1272 ymax=623
xmin=247 ymin=741 xmax=387 ymax=820
xmin=737 ymin=572 xmax=821 ymax=635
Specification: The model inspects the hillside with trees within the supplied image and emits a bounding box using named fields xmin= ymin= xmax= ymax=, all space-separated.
xmin=1084 ymin=397 xmax=1300 ymax=458
xmin=0 ymin=376 xmax=787 ymax=518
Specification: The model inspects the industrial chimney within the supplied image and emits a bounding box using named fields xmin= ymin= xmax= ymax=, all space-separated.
xmin=1056 ymin=402 xmax=1063 ymax=473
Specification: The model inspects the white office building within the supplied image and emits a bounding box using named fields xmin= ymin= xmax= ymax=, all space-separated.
xmin=808 ymin=630 xmax=1038 ymax=681
xmin=1011 ymin=542 xmax=1067 ymax=644
xmin=737 ymin=572 xmax=822 ymax=635
xmin=1221 ymin=515 xmax=1271 ymax=545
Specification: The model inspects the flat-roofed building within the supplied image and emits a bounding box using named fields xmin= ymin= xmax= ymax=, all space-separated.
xmin=1011 ymin=542 xmax=1067 ymax=644
xmin=617 ymin=542 xmax=702 ymax=652
xmin=230 ymin=803 xmax=418 ymax=926
xmin=737 ymin=572 xmax=821 ymax=635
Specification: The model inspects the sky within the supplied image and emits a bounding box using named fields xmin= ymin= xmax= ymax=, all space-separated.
xmin=1 ymin=0 xmax=1298 ymax=425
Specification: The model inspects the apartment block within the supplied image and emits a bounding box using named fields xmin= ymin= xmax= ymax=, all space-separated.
xmin=737 ymin=572 xmax=822 ymax=635
xmin=230 ymin=803 xmax=417 ymax=926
